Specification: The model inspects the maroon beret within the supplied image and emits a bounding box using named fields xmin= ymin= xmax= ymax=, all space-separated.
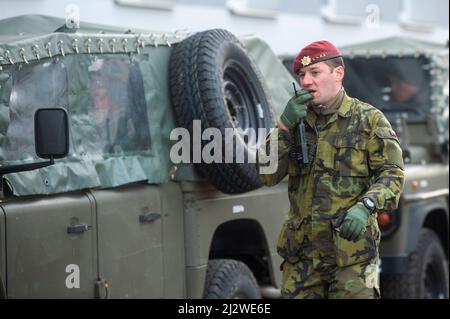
xmin=293 ymin=40 xmax=342 ymax=75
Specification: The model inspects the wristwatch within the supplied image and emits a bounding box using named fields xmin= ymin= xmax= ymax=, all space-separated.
xmin=361 ymin=197 xmax=376 ymax=214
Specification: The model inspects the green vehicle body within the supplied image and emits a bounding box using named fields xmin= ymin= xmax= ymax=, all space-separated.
xmin=0 ymin=15 xmax=297 ymax=299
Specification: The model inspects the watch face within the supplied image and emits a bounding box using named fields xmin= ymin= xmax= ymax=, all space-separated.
xmin=364 ymin=198 xmax=375 ymax=209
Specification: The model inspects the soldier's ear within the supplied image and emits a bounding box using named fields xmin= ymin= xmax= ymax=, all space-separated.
xmin=334 ymin=66 xmax=344 ymax=82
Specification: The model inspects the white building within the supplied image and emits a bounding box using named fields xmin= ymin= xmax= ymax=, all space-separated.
xmin=0 ymin=0 xmax=448 ymax=54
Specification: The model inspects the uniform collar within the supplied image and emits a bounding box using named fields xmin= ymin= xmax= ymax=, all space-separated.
xmin=337 ymin=90 xmax=352 ymax=118
xmin=311 ymin=87 xmax=343 ymax=116
xmin=305 ymin=88 xmax=352 ymax=129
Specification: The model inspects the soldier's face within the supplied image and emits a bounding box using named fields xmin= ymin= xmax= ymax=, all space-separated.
xmin=299 ymin=62 xmax=344 ymax=106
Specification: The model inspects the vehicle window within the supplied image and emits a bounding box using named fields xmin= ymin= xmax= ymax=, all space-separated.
xmin=343 ymin=57 xmax=431 ymax=122
xmin=5 ymin=60 xmax=68 ymax=161
xmin=88 ymin=58 xmax=151 ymax=155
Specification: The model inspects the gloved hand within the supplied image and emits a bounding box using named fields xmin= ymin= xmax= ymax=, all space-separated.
xmin=280 ymin=90 xmax=313 ymax=129
xmin=339 ymin=204 xmax=370 ymax=242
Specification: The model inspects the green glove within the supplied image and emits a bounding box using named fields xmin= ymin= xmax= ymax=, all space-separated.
xmin=280 ymin=90 xmax=313 ymax=129
xmin=339 ymin=204 xmax=370 ymax=242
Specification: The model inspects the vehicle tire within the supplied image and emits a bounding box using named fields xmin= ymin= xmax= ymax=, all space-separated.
xmin=169 ymin=29 xmax=275 ymax=194
xmin=203 ymin=259 xmax=261 ymax=299
xmin=381 ymin=228 xmax=449 ymax=299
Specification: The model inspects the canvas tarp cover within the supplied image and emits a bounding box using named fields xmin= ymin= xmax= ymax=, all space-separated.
xmin=0 ymin=15 xmax=295 ymax=196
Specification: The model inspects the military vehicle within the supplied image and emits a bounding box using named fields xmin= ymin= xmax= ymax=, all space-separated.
xmin=0 ymin=15 xmax=299 ymax=298
xmin=282 ymin=36 xmax=449 ymax=299
xmin=2 ymin=13 xmax=447 ymax=299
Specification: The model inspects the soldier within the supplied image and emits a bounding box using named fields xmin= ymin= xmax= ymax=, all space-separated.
xmin=257 ymin=40 xmax=405 ymax=298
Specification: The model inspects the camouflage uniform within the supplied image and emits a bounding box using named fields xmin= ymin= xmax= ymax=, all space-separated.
xmin=257 ymin=91 xmax=405 ymax=299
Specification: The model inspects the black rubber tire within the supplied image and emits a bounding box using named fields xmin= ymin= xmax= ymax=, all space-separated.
xmin=381 ymin=229 xmax=449 ymax=299
xmin=203 ymin=259 xmax=261 ymax=299
xmin=169 ymin=29 xmax=274 ymax=194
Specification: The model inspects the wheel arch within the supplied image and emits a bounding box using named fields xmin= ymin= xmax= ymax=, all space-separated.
xmin=405 ymin=197 xmax=448 ymax=256
xmin=207 ymin=218 xmax=274 ymax=287
xmin=423 ymin=209 xmax=449 ymax=258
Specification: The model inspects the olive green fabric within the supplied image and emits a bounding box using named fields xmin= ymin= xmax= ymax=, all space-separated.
xmin=340 ymin=36 xmax=448 ymax=143
xmin=0 ymin=16 xmax=297 ymax=196
xmin=0 ymin=15 xmax=189 ymax=196
xmin=240 ymin=35 xmax=295 ymax=118
xmin=0 ymin=44 xmax=177 ymax=195
xmin=257 ymin=91 xmax=404 ymax=298
xmin=339 ymin=36 xmax=447 ymax=56
xmin=0 ymin=15 xmax=183 ymax=65
xmin=280 ymin=215 xmax=381 ymax=299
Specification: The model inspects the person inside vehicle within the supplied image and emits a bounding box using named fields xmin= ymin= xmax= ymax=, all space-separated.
xmin=91 ymin=78 xmax=112 ymax=130
xmin=90 ymin=75 xmax=119 ymax=153
xmin=387 ymin=77 xmax=428 ymax=120
xmin=257 ymin=40 xmax=405 ymax=299
xmin=389 ymin=75 xmax=419 ymax=104
xmin=89 ymin=60 xmax=150 ymax=154
xmin=386 ymin=61 xmax=427 ymax=111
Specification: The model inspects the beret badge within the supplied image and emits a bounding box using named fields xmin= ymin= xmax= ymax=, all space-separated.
xmin=301 ymin=55 xmax=312 ymax=67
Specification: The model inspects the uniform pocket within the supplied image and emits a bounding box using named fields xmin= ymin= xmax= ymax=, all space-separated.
xmin=333 ymin=140 xmax=369 ymax=177
xmin=277 ymin=216 xmax=307 ymax=264
xmin=331 ymin=214 xmax=380 ymax=267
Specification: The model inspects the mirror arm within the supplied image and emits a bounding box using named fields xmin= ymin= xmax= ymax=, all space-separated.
xmin=0 ymin=158 xmax=54 ymax=175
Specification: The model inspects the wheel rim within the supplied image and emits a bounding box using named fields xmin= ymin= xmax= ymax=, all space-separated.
xmin=223 ymin=59 xmax=264 ymax=137
xmin=224 ymin=79 xmax=250 ymax=131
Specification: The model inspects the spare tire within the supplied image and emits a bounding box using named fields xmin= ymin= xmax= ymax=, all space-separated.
xmin=169 ymin=29 xmax=275 ymax=194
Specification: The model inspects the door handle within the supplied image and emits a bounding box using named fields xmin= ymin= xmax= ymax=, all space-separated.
xmin=139 ymin=212 xmax=161 ymax=223
xmin=67 ymin=223 xmax=91 ymax=234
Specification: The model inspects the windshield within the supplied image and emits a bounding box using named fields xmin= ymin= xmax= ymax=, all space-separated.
xmin=343 ymin=57 xmax=431 ymax=122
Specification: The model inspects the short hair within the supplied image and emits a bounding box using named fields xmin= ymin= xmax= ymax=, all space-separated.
xmin=323 ymin=57 xmax=345 ymax=71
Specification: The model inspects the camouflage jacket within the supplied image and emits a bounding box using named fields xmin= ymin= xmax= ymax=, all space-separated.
xmin=257 ymin=91 xmax=405 ymax=225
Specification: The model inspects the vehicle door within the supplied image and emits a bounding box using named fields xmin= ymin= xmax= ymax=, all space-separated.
xmin=3 ymin=193 xmax=97 ymax=298
xmin=91 ymin=184 xmax=164 ymax=298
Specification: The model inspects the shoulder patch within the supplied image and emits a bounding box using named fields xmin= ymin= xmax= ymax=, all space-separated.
xmin=375 ymin=127 xmax=399 ymax=140
xmin=389 ymin=129 xmax=397 ymax=137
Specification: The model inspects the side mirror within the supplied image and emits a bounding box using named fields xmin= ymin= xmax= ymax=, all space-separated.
xmin=35 ymin=108 xmax=69 ymax=159
xmin=0 ymin=107 xmax=70 ymax=184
